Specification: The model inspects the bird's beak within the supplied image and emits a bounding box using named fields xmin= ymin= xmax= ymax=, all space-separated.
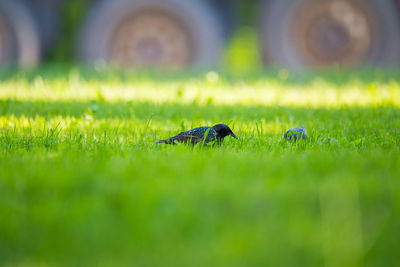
xmin=230 ymin=132 xmax=238 ymax=139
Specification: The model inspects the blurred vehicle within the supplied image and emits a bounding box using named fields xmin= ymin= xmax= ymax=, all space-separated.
xmin=1 ymin=0 xmax=400 ymax=69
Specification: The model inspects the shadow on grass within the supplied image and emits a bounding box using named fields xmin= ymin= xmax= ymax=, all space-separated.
xmin=0 ymin=99 xmax=399 ymax=120
xmin=1 ymin=65 xmax=400 ymax=86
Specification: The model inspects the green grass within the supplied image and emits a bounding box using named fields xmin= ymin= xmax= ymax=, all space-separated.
xmin=0 ymin=67 xmax=399 ymax=266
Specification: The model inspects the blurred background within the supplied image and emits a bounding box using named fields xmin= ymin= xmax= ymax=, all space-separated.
xmin=1 ymin=0 xmax=400 ymax=71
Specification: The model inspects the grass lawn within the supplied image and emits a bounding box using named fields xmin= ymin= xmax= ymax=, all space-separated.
xmin=0 ymin=67 xmax=399 ymax=266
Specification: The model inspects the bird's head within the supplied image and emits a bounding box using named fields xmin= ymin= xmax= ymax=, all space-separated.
xmin=212 ymin=124 xmax=238 ymax=139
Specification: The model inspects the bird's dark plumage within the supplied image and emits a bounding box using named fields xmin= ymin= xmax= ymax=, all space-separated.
xmin=283 ymin=126 xmax=307 ymax=141
xmin=156 ymin=124 xmax=238 ymax=145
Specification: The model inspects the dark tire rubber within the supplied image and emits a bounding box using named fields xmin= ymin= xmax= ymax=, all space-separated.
xmin=0 ymin=0 xmax=40 ymax=67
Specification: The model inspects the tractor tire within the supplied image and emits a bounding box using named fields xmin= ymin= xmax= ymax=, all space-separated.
xmin=0 ymin=0 xmax=40 ymax=67
xmin=260 ymin=0 xmax=400 ymax=69
xmin=78 ymin=0 xmax=224 ymax=68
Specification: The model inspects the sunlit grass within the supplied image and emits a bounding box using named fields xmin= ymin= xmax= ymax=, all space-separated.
xmin=0 ymin=67 xmax=399 ymax=266
xmin=1 ymin=71 xmax=399 ymax=108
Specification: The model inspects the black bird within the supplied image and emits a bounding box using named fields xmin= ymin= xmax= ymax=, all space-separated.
xmin=156 ymin=124 xmax=238 ymax=145
xmin=283 ymin=126 xmax=308 ymax=141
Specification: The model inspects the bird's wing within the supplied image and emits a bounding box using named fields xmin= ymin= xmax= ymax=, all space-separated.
xmin=169 ymin=133 xmax=201 ymax=144
xmin=157 ymin=127 xmax=210 ymax=144
xmin=176 ymin=127 xmax=212 ymax=144
xmin=158 ymin=127 xmax=213 ymax=144
xmin=205 ymin=129 xmax=218 ymax=142
xmin=176 ymin=127 xmax=206 ymax=137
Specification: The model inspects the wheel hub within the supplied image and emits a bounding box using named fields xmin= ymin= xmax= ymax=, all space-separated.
xmin=290 ymin=0 xmax=376 ymax=66
xmin=109 ymin=11 xmax=193 ymax=68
